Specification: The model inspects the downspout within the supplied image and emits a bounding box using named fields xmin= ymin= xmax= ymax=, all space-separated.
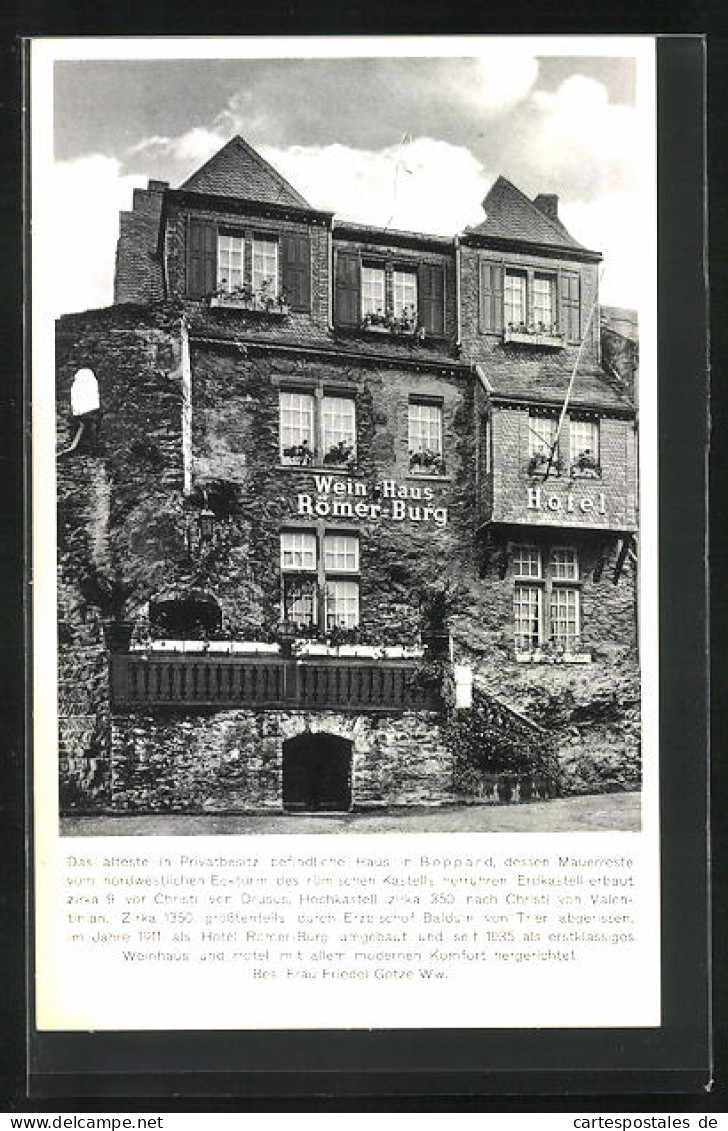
xmin=180 ymin=315 xmax=193 ymax=497
xmin=327 ymin=223 xmax=334 ymax=330
xmin=454 ymin=235 xmax=462 ymax=349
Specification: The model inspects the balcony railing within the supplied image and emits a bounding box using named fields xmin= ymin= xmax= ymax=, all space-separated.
xmin=110 ymin=653 xmax=441 ymax=713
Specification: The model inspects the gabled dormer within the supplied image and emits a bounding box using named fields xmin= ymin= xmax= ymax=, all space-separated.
xmin=459 ymin=175 xmax=602 ymax=360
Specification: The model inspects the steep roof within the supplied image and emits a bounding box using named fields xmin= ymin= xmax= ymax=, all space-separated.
xmin=468 ymin=175 xmax=587 ymax=252
xmin=179 ymin=136 xmax=311 ymax=208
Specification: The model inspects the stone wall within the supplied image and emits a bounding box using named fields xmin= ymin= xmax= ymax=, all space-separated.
xmin=109 ymin=709 xmax=454 ymax=812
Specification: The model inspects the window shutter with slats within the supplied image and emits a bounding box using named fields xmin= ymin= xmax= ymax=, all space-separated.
xmin=561 ymin=271 xmax=581 ymax=342
xmin=281 ymin=233 xmax=311 ymax=312
xmin=334 ymin=249 xmax=361 ymax=328
xmin=418 ymin=263 xmax=445 ymax=336
xmin=479 ymin=260 xmax=503 ymax=333
xmin=187 ymin=218 xmax=217 ymax=299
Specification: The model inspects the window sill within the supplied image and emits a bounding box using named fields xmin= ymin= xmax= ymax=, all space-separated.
xmin=515 ymin=650 xmax=592 ymax=665
xmin=406 ymin=472 xmax=451 ymax=482
xmin=504 ymin=328 xmax=564 ymax=349
xmin=277 ymin=463 xmax=357 ymax=474
xmin=570 ymin=468 xmax=603 ymax=480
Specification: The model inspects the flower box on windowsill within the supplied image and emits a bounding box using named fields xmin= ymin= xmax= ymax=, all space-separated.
xmin=504 ymin=326 xmax=565 ymax=349
xmin=515 ymin=650 xmax=592 ymax=665
xmin=210 ymin=294 xmax=289 ymax=318
xmin=570 ymin=460 xmax=602 ymax=480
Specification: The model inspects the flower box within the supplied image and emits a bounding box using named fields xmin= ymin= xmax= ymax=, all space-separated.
xmin=210 ymin=294 xmax=289 ymax=317
xmin=504 ymin=326 xmax=564 ymax=349
xmin=515 ymin=650 xmax=592 ymax=665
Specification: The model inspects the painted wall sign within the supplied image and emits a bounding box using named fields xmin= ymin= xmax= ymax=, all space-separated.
xmin=295 ymin=475 xmax=449 ymax=527
xmin=527 ymin=487 xmax=607 ymax=515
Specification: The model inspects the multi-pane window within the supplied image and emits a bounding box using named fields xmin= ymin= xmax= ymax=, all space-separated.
xmin=533 ymin=275 xmax=555 ymax=330
xmin=513 ymin=544 xmax=582 ymax=654
xmin=217 ymin=233 xmax=244 ymax=293
xmin=325 ymin=580 xmax=360 ymax=630
xmin=528 ymin=414 xmax=558 ymax=460
xmin=280 ymin=531 xmax=360 ymax=631
xmin=279 ymin=392 xmax=315 ymax=464
xmin=569 ymin=418 xmax=600 ymax=464
xmin=392 ymin=270 xmax=417 ymax=318
xmin=513 ymin=545 xmax=542 ymax=579
xmin=550 ymin=587 xmax=579 ymax=650
xmin=505 ymin=271 xmax=527 ymax=327
xmin=279 ymin=390 xmax=356 ymax=467
xmin=322 ymin=396 xmax=356 ymax=462
xmin=252 ymin=237 xmax=278 ymax=298
xmin=323 ymin=534 xmax=359 ymax=573
xmin=280 ymin=530 xmax=317 ymax=571
xmin=361 ymin=266 xmax=386 ymax=317
xmin=408 ymin=401 xmax=443 ymax=474
xmin=550 ymin=547 xmax=578 ymax=581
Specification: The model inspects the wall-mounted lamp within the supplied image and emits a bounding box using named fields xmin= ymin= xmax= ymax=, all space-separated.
xmin=198 ymin=506 xmax=215 ymax=542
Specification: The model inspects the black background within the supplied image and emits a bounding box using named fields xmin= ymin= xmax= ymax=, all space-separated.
xmin=0 ymin=21 xmax=723 ymax=1111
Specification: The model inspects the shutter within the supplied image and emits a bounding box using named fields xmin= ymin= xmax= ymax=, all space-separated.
xmin=334 ymin=249 xmax=360 ymax=327
xmin=418 ymin=263 xmax=445 ymax=336
xmin=562 ymin=271 xmax=581 ymax=342
xmin=281 ymin=232 xmax=311 ymax=312
xmin=479 ymin=261 xmax=503 ymax=333
xmin=187 ymin=218 xmax=217 ymax=299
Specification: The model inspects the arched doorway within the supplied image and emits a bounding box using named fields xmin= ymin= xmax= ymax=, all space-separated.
xmin=282 ymin=732 xmax=353 ymax=812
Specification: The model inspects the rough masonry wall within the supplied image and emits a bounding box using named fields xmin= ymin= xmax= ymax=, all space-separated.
xmin=189 ymin=342 xmax=475 ymax=642
xmin=114 ymin=187 xmax=166 ymax=305
xmin=109 ymin=709 xmax=454 ymax=812
xmin=56 ymin=305 xmax=187 ymax=808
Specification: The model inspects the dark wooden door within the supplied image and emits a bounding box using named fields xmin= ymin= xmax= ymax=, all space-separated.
xmin=282 ymin=733 xmax=353 ymax=812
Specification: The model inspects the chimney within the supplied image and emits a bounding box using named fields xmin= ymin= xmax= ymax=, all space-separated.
xmin=534 ymin=193 xmax=559 ymax=221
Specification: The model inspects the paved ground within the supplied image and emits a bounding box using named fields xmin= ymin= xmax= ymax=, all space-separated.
xmin=61 ymin=790 xmax=640 ymax=836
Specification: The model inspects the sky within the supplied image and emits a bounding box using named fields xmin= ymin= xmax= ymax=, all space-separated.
xmin=48 ymin=45 xmax=646 ymax=315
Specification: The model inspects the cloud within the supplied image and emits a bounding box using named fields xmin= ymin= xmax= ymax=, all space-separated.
xmin=259 ymin=138 xmax=491 ymax=236
xmin=493 ymin=75 xmax=638 ymax=202
xmin=467 ymin=47 xmax=540 ymax=113
xmin=45 ymin=155 xmax=146 ymax=316
xmin=128 ymin=126 xmax=225 ymax=164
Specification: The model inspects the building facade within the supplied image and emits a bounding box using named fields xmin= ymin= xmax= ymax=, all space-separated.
xmin=56 ymin=136 xmax=640 ymax=815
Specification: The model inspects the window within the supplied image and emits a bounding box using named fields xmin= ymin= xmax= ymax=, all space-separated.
xmin=392 ymin=269 xmax=417 ymax=319
xmin=528 ymin=414 xmax=558 ymax=460
xmin=505 ymin=271 xmax=527 ymax=327
xmin=550 ymin=587 xmax=580 ymax=650
xmin=279 ymin=390 xmax=357 ymax=468
xmin=408 ymin=400 xmax=444 ymax=475
xmin=280 ymin=392 xmax=315 ymax=465
xmin=253 ymin=237 xmax=278 ymax=299
xmin=217 ymin=233 xmax=244 ymax=293
xmin=533 ymin=274 xmax=556 ymax=331
xmin=280 ymin=531 xmax=360 ymax=631
xmin=323 ymin=533 xmax=359 ymax=573
xmin=361 ymin=265 xmax=386 ymax=318
xmin=513 ymin=544 xmax=582 ymax=654
xmin=280 ymin=530 xmax=317 ymax=571
xmin=569 ymin=417 xmax=600 ymax=474
xmin=512 ymin=544 xmax=542 ymax=579
xmin=325 ymin=580 xmax=360 ymax=630
xmin=322 ymin=396 xmax=356 ymax=465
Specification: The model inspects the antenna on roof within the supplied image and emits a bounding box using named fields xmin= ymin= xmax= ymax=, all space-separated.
xmin=385 ymin=132 xmax=413 ymax=230
xmin=542 ymin=265 xmax=605 ymax=481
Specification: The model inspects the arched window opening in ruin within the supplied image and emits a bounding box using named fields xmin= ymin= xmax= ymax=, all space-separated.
xmin=60 ymin=368 xmax=101 ymax=456
xmin=148 ymin=590 xmax=222 ymax=639
xmin=282 ymin=732 xmax=353 ymax=812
